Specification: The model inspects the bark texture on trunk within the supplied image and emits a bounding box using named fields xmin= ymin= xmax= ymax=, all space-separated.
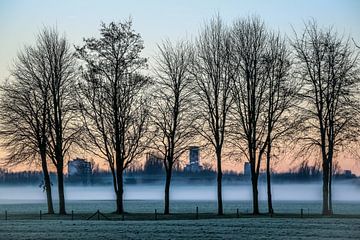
xmin=116 ymin=190 xmax=124 ymax=214
xmin=251 ymin=174 xmax=260 ymax=215
xmin=115 ymin=171 xmax=124 ymax=214
xmin=266 ymin=150 xmax=274 ymax=214
xmin=41 ymin=152 xmax=54 ymax=214
xmin=216 ymin=149 xmax=223 ymax=215
xmin=329 ymin=160 xmax=333 ymax=214
xmin=322 ymin=161 xmax=330 ymax=215
xmin=164 ymin=170 xmax=172 ymax=215
xmin=57 ymin=165 xmax=66 ymax=215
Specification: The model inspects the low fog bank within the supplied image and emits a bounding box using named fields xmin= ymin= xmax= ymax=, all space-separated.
xmin=0 ymin=180 xmax=359 ymax=204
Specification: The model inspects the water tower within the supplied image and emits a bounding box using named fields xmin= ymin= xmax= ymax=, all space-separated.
xmin=184 ymin=146 xmax=202 ymax=172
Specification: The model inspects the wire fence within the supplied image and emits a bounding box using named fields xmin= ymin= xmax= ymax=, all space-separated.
xmin=1 ymin=207 xmax=355 ymax=221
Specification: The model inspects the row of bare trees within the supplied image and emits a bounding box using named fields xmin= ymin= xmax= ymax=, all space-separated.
xmin=0 ymin=16 xmax=359 ymax=216
xmin=0 ymin=29 xmax=81 ymax=215
xmin=189 ymin=16 xmax=302 ymax=215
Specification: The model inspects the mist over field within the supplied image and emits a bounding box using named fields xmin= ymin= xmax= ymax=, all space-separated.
xmin=0 ymin=181 xmax=359 ymax=203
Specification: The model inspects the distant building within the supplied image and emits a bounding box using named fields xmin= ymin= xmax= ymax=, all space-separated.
xmin=344 ymin=170 xmax=352 ymax=177
xmin=244 ymin=162 xmax=251 ymax=176
xmin=184 ymin=146 xmax=203 ymax=172
xmin=67 ymin=158 xmax=92 ymax=184
xmin=143 ymin=152 xmax=164 ymax=175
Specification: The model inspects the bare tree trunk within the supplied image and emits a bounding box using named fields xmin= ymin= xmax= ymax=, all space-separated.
xmin=322 ymin=161 xmax=330 ymax=215
xmin=251 ymin=173 xmax=260 ymax=215
xmin=41 ymin=152 xmax=54 ymax=214
xmin=266 ymin=144 xmax=274 ymax=214
xmin=164 ymin=169 xmax=172 ymax=214
xmin=329 ymin=159 xmax=333 ymax=214
xmin=249 ymin=145 xmax=260 ymax=215
xmin=216 ymin=149 xmax=223 ymax=215
xmin=116 ymin=191 xmax=124 ymax=214
xmin=56 ymin=164 xmax=66 ymax=215
xmin=115 ymin=171 xmax=124 ymax=214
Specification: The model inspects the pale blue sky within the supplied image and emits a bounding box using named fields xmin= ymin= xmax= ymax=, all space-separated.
xmin=0 ymin=0 xmax=359 ymax=81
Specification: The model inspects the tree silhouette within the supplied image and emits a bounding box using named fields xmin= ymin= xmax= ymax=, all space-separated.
xmin=0 ymin=27 xmax=80 ymax=215
xmin=42 ymin=28 xmax=81 ymax=215
xmin=76 ymin=20 xmax=150 ymax=214
xmin=292 ymin=20 xmax=360 ymax=215
xmin=192 ymin=15 xmax=233 ymax=215
xmin=262 ymin=33 xmax=300 ymax=214
xmin=151 ymin=40 xmax=195 ymax=214
xmin=230 ymin=16 xmax=270 ymax=215
xmin=0 ymin=44 xmax=54 ymax=214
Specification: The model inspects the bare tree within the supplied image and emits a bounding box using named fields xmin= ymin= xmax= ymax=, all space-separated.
xmin=0 ymin=27 xmax=79 ymax=215
xmin=39 ymin=28 xmax=80 ymax=215
xmin=230 ymin=16 xmax=270 ymax=215
xmin=262 ymin=33 xmax=300 ymax=214
xmin=76 ymin=20 xmax=150 ymax=214
xmin=192 ymin=16 xmax=233 ymax=215
xmin=292 ymin=20 xmax=360 ymax=215
xmin=151 ymin=40 xmax=195 ymax=214
xmin=0 ymin=42 xmax=54 ymax=214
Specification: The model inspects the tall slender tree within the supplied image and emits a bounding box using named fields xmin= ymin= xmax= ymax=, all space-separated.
xmin=292 ymin=20 xmax=360 ymax=215
xmin=76 ymin=20 xmax=150 ymax=214
xmin=192 ymin=16 xmax=233 ymax=215
xmin=0 ymin=45 xmax=54 ymax=214
xmin=230 ymin=16 xmax=270 ymax=215
xmin=152 ymin=40 xmax=195 ymax=214
xmin=41 ymin=28 xmax=80 ymax=215
xmin=262 ymin=33 xmax=299 ymax=214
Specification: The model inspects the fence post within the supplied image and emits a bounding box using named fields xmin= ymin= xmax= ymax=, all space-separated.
xmin=300 ymin=208 xmax=303 ymax=218
xmin=154 ymin=209 xmax=157 ymax=220
xmin=236 ymin=208 xmax=239 ymax=218
xmin=97 ymin=210 xmax=100 ymax=220
xmin=5 ymin=210 xmax=7 ymax=221
xmin=196 ymin=206 xmax=199 ymax=220
xmin=40 ymin=210 xmax=42 ymax=220
xmin=71 ymin=210 xmax=74 ymax=221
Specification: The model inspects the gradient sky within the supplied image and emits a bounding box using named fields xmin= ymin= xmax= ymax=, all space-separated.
xmin=1 ymin=0 xmax=360 ymax=81
xmin=0 ymin=0 xmax=360 ymax=173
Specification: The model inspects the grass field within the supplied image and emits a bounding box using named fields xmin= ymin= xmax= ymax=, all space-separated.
xmin=0 ymin=200 xmax=359 ymax=239
xmin=0 ymin=217 xmax=359 ymax=240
